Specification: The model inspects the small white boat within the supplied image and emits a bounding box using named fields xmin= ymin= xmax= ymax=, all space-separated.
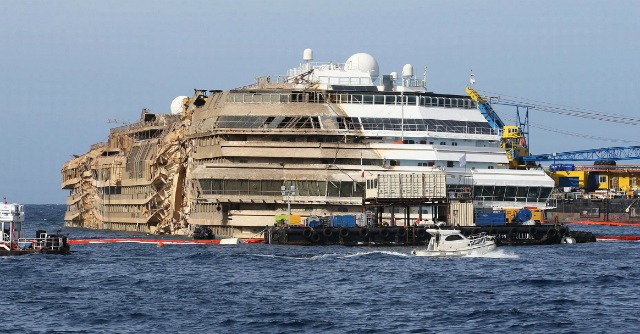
xmin=411 ymin=229 xmax=496 ymax=257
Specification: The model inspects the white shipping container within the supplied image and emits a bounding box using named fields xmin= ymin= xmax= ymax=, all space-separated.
xmin=449 ymin=202 xmax=474 ymax=226
xmin=371 ymin=172 xmax=446 ymax=199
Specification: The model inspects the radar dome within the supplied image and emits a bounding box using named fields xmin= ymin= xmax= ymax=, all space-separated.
xmin=303 ymin=48 xmax=313 ymax=61
xmin=345 ymin=53 xmax=379 ymax=78
xmin=170 ymin=96 xmax=188 ymax=114
xmin=402 ymin=64 xmax=414 ymax=77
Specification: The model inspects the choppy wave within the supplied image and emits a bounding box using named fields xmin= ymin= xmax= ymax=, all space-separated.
xmin=3 ymin=205 xmax=640 ymax=334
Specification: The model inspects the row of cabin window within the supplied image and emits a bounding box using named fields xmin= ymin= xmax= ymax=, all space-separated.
xmin=102 ymin=204 xmax=146 ymax=213
xmin=394 ymin=160 xmax=494 ymax=169
xmin=199 ymin=179 xmax=365 ymax=197
xmin=473 ymin=185 xmax=553 ymax=202
xmin=403 ymin=139 xmax=458 ymax=146
xmin=215 ymin=115 xmax=494 ymax=135
xmin=191 ymin=203 xmax=354 ymax=213
xmin=227 ymin=93 xmax=477 ymax=110
xmin=198 ymin=178 xmax=548 ymax=201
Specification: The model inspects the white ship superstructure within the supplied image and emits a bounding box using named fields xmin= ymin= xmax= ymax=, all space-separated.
xmin=61 ymin=49 xmax=554 ymax=237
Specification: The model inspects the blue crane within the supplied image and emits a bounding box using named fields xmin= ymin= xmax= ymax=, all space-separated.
xmin=467 ymin=89 xmax=640 ymax=164
xmin=523 ymin=146 xmax=640 ymax=162
xmin=467 ymin=87 xmax=534 ymax=168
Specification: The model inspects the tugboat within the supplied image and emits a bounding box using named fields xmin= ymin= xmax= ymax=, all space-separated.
xmin=0 ymin=201 xmax=70 ymax=256
xmin=411 ymin=229 xmax=496 ymax=257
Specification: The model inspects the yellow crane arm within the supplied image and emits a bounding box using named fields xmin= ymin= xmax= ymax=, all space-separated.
xmin=465 ymin=86 xmax=485 ymax=103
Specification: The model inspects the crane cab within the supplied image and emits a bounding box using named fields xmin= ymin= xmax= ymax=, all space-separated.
xmin=502 ymin=125 xmax=522 ymax=140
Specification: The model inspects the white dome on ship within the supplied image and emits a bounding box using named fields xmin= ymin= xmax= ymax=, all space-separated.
xmin=303 ymin=48 xmax=313 ymax=61
xmin=170 ymin=96 xmax=188 ymax=114
xmin=345 ymin=53 xmax=379 ymax=78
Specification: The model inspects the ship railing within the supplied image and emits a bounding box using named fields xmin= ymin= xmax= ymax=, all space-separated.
xmin=402 ymin=78 xmax=426 ymax=88
xmin=474 ymin=196 xmax=550 ymax=205
xmin=360 ymin=124 xmax=495 ymax=136
xmin=210 ymin=122 xmax=495 ymax=136
xmin=90 ymin=142 xmax=108 ymax=150
xmin=448 ymin=191 xmax=473 ymax=199
xmin=247 ymin=228 xmax=267 ymax=239
xmin=17 ymin=236 xmax=67 ymax=251
xmin=95 ymin=212 xmax=145 ymax=220
xmin=110 ymin=117 xmax=180 ymax=135
xmin=467 ymin=232 xmax=490 ymax=243
xmin=287 ymin=62 xmax=344 ymax=77
xmin=204 ymin=125 xmax=353 ymax=135
xmin=212 ymin=226 xmax=235 ymax=238
xmin=234 ymin=75 xmax=292 ymax=90
xmin=228 ymin=89 xmax=477 ymax=110
xmin=577 ymin=165 xmax=640 ymax=172
xmin=97 ymin=193 xmax=154 ymax=201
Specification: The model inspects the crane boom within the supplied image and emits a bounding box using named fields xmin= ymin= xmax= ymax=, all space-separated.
xmin=523 ymin=146 xmax=640 ymax=162
xmin=466 ymin=86 xmax=505 ymax=133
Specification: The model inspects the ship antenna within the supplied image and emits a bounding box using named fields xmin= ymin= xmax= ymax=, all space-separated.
xmin=423 ymin=66 xmax=427 ymax=90
xmin=401 ymin=90 xmax=404 ymax=142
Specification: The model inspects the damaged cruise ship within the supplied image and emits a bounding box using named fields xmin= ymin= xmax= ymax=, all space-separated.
xmin=61 ymin=49 xmax=554 ymax=238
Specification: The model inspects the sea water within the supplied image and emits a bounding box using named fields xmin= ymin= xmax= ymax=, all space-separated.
xmin=1 ymin=205 xmax=639 ymax=333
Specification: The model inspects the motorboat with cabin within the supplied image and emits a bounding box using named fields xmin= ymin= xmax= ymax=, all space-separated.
xmin=411 ymin=228 xmax=496 ymax=257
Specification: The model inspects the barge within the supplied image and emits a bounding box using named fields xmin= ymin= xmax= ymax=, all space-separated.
xmin=543 ymin=163 xmax=640 ymax=224
xmin=265 ymin=224 xmax=594 ymax=246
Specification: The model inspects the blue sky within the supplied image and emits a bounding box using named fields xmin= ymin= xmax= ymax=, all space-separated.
xmin=1 ymin=0 xmax=639 ymax=204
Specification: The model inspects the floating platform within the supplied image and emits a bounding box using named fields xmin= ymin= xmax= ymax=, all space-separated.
xmin=265 ymin=225 xmax=595 ymax=246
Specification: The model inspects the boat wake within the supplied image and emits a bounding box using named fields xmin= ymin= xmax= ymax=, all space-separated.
xmin=342 ymin=250 xmax=411 ymax=258
xmin=465 ymin=248 xmax=519 ymax=259
xmin=251 ymin=250 xmax=411 ymax=261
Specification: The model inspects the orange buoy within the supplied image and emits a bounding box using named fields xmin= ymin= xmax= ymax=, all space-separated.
xmin=157 ymin=241 xmax=164 ymax=247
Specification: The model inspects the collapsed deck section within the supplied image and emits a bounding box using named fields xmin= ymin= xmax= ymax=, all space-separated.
xmin=61 ymin=111 xmax=186 ymax=234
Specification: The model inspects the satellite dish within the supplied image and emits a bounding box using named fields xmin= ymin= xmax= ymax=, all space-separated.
xmin=170 ymin=96 xmax=188 ymax=114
